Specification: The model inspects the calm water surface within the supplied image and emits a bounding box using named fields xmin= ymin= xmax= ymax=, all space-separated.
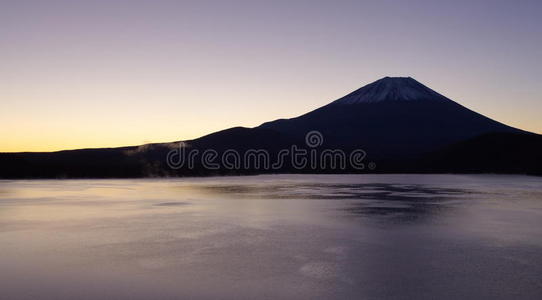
xmin=1 ymin=174 xmax=541 ymax=299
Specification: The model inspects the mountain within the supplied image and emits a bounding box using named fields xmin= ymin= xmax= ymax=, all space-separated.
xmin=1 ymin=77 xmax=540 ymax=178
xmin=330 ymin=76 xmax=450 ymax=103
xmin=421 ymin=132 xmax=542 ymax=174
xmin=259 ymin=77 xmax=522 ymax=159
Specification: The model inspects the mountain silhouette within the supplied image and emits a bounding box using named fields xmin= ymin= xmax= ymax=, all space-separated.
xmin=1 ymin=77 xmax=540 ymax=178
xmin=259 ymin=77 xmax=521 ymax=158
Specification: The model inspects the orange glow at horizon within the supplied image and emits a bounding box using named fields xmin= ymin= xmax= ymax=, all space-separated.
xmin=2 ymin=1 xmax=541 ymax=152
xmin=1 ymin=79 xmax=540 ymax=153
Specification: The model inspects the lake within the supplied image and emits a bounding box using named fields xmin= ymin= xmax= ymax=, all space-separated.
xmin=1 ymin=174 xmax=541 ymax=299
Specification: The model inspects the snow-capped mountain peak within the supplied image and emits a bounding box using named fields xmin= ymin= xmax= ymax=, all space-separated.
xmin=332 ymin=77 xmax=450 ymax=104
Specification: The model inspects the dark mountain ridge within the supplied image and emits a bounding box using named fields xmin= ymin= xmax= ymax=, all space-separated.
xmin=260 ymin=77 xmax=522 ymax=158
xmin=1 ymin=77 xmax=540 ymax=178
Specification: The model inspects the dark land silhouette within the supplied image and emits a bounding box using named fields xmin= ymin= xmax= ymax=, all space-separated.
xmin=1 ymin=77 xmax=541 ymax=178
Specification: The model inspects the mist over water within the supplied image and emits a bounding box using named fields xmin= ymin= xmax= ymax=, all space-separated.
xmin=1 ymin=175 xmax=541 ymax=299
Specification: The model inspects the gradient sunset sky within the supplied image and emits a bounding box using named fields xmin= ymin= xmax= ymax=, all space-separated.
xmin=1 ymin=0 xmax=541 ymax=152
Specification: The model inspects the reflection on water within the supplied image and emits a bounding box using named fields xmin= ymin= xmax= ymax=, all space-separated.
xmin=201 ymin=182 xmax=468 ymax=222
xmin=153 ymin=201 xmax=192 ymax=207
xmin=0 ymin=175 xmax=541 ymax=299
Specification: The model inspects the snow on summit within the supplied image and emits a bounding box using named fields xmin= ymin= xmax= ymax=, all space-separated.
xmin=332 ymin=77 xmax=451 ymax=104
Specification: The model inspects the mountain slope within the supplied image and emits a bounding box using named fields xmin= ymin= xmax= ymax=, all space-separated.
xmin=260 ymin=77 xmax=521 ymax=159
xmin=0 ymin=76 xmax=538 ymax=178
xmin=421 ymin=132 xmax=542 ymax=175
xmin=330 ymin=76 xmax=450 ymax=104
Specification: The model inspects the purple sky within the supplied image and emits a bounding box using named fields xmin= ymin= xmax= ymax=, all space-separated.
xmin=1 ymin=0 xmax=541 ymax=151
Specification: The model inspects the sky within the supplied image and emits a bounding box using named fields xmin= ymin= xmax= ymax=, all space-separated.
xmin=1 ymin=0 xmax=541 ymax=152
